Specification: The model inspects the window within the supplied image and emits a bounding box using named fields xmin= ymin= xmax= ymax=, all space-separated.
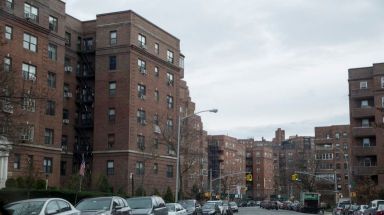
xmin=5 ymin=25 xmax=12 ymax=40
xmin=46 ymin=100 xmax=56 ymax=115
xmin=154 ymin=90 xmax=159 ymax=102
xmin=4 ymin=57 xmax=11 ymax=72
xmin=22 ymin=94 xmax=35 ymax=112
xmin=20 ymin=125 xmax=34 ymax=141
xmin=24 ymin=3 xmax=38 ymax=22
xmin=61 ymin=135 xmax=68 ymax=151
xmin=49 ymin=16 xmax=58 ymax=32
xmin=44 ymin=128 xmax=54 ymax=144
xmin=360 ymin=81 xmax=368 ymax=89
xmin=62 ymin=109 xmax=69 ymax=120
xmin=153 ymin=138 xmax=159 ymax=149
xmin=138 ymin=84 xmax=146 ymax=99
xmin=43 ymin=157 xmax=52 ymax=173
xmin=47 ymin=72 xmax=56 ymax=88
xmin=167 ymin=118 xmax=173 ymax=130
xmin=361 ymin=119 xmax=370 ymax=127
xmin=167 ymin=95 xmax=174 ymax=109
xmin=14 ymin=154 xmax=20 ymax=169
xmin=167 ymin=144 xmax=175 ymax=155
xmin=84 ymin=38 xmax=93 ymax=51
xmin=153 ymin=114 xmax=159 ymax=125
xmin=48 ymin=44 xmax=57 ymax=60
xmin=23 ymin=33 xmax=37 ymax=52
xmin=27 ymin=155 xmax=33 ymax=168
xmin=107 ymin=160 xmax=114 ymax=175
xmin=166 ymin=165 xmax=173 ymax=178
xmin=361 ymin=100 xmax=369 ymax=108
xmin=137 ymin=135 xmax=145 ymax=150
xmin=110 ymin=31 xmax=117 ymax=45
xmin=179 ymin=55 xmax=184 ymax=68
xmin=109 ymin=81 xmax=116 ymax=96
xmin=138 ymin=34 xmax=146 ymax=48
xmin=362 ymin=138 xmax=370 ymax=147
xmin=6 ymin=0 xmax=13 ymax=10
xmin=153 ymin=163 xmax=158 ymax=174
xmin=154 ymin=66 xmax=159 ymax=77
xmin=109 ymin=56 xmax=116 ymax=70
xmin=167 ymin=72 xmax=174 ymax=86
xmin=335 ymin=133 xmax=340 ymax=140
xmin=155 ymin=43 xmax=159 ymax=54
xmin=108 ymin=108 xmax=116 ymax=121
xmin=138 ymin=59 xmax=146 ymax=74
xmin=60 ymin=161 xmax=67 ymax=176
xmin=382 ymin=97 xmax=384 ymax=108
xmin=136 ymin=161 xmax=144 ymax=175
xmin=137 ymin=109 xmax=146 ymax=125
xmin=108 ymin=133 xmax=115 ymax=149
xmin=336 ymin=163 xmax=341 ymax=169
xmin=22 ymin=63 xmax=36 ymax=81
xmin=167 ymin=50 xmax=174 ymax=63
xmin=65 ymin=32 xmax=71 ymax=46
xmin=381 ymin=77 xmax=384 ymax=88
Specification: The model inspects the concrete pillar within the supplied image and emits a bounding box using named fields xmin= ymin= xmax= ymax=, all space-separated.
xmin=0 ymin=137 xmax=11 ymax=189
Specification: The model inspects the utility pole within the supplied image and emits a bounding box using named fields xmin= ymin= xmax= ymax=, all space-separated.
xmin=209 ymin=169 xmax=212 ymax=200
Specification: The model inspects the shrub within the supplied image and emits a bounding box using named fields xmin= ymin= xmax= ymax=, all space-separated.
xmin=163 ymin=186 xmax=173 ymax=203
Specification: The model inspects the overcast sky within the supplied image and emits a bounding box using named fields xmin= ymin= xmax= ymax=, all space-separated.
xmin=65 ymin=0 xmax=384 ymax=140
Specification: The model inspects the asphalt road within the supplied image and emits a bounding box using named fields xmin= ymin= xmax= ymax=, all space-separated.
xmin=237 ymin=206 xmax=332 ymax=215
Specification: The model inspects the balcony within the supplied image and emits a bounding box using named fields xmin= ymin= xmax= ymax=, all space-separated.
xmin=314 ymin=138 xmax=333 ymax=145
xmin=352 ymin=127 xmax=376 ymax=137
xmin=351 ymin=107 xmax=375 ymax=118
xmin=315 ymin=145 xmax=334 ymax=151
xmin=350 ymin=89 xmax=373 ymax=99
xmin=352 ymin=146 xmax=377 ymax=156
xmin=353 ymin=166 xmax=378 ymax=175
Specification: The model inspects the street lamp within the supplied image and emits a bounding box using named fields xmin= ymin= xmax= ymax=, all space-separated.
xmin=175 ymin=108 xmax=218 ymax=202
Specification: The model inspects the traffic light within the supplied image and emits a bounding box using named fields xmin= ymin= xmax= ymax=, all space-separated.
xmin=291 ymin=173 xmax=299 ymax=181
xmin=246 ymin=174 xmax=253 ymax=182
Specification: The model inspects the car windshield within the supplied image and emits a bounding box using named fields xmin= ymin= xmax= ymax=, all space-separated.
xmin=179 ymin=200 xmax=194 ymax=208
xmin=229 ymin=202 xmax=237 ymax=206
xmin=203 ymin=203 xmax=215 ymax=210
xmin=166 ymin=204 xmax=176 ymax=212
xmin=5 ymin=200 xmax=45 ymax=215
xmin=378 ymin=204 xmax=384 ymax=211
xmin=127 ymin=198 xmax=152 ymax=209
xmin=76 ymin=198 xmax=111 ymax=211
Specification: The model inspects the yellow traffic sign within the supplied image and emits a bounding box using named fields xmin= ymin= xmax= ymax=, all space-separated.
xmin=246 ymin=174 xmax=253 ymax=182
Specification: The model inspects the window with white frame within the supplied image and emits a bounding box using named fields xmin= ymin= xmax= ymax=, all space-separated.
xmin=22 ymin=63 xmax=36 ymax=80
xmin=361 ymin=100 xmax=369 ymax=108
xmin=138 ymin=34 xmax=146 ymax=48
xmin=137 ymin=135 xmax=145 ymax=150
xmin=136 ymin=161 xmax=144 ymax=175
xmin=137 ymin=59 xmax=146 ymax=74
xmin=361 ymin=119 xmax=370 ymax=127
xmin=5 ymin=25 xmax=12 ymax=40
xmin=108 ymin=108 xmax=116 ymax=121
xmin=23 ymin=33 xmax=37 ymax=52
xmin=49 ymin=16 xmax=58 ymax=32
xmin=360 ymin=81 xmax=368 ymax=89
xmin=154 ymin=66 xmax=159 ymax=77
xmin=24 ymin=3 xmax=38 ymax=22
xmin=138 ymin=84 xmax=146 ymax=99
xmin=167 ymin=50 xmax=174 ymax=63
xmin=166 ymin=95 xmax=173 ymax=109
xmin=166 ymin=118 xmax=173 ymax=130
xmin=107 ymin=160 xmax=114 ymax=175
xmin=362 ymin=138 xmax=370 ymax=147
xmin=20 ymin=125 xmax=34 ymax=141
xmin=43 ymin=157 xmax=52 ymax=173
xmin=137 ymin=109 xmax=146 ymax=124
xmin=155 ymin=43 xmax=159 ymax=54
xmin=110 ymin=31 xmax=117 ymax=45
xmin=21 ymin=94 xmax=36 ymax=112
xmin=44 ymin=128 xmax=54 ymax=144
xmin=166 ymin=72 xmax=174 ymax=86
xmin=109 ymin=81 xmax=116 ymax=96
xmin=47 ymin=72 xmax=56 ymax=88
xmin=4 ymin=57 xmax=11 ymax=72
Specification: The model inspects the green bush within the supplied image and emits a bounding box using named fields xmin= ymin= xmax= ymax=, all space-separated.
xmin=135 ymin=186 xmax=146 ymax=196
xmin=35 ymin=179 xmax=46 ymax=190
xmin=16 ymin=177 xmax=26 ymax=188
xmin=5 ymin=178 xmax=17 ymax=188
xmin=163 ymin=186 xmax=174 ymax=203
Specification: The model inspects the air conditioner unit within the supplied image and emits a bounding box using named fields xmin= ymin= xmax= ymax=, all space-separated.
xmin=65 ymin=66 xmax=73 ymax=72
xmin=29 ymin=76 xmax=36 ymax=81
xmin=64 ymin=92 xmax=72 ymax=98
xmin=154 ymin=125 xmax=161 ymax=134
xmin=63 ymin=119 xmax=70 ymax=124
xmin=20 ymin=135 xmax=29 ymax=141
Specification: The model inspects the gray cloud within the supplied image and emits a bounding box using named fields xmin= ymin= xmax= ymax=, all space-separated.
xmin=66 ymin=0 xmax=384 ymax=140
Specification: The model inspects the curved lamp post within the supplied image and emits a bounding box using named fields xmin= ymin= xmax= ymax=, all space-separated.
xmin=175 ymin=108 xmax=218 ymax=202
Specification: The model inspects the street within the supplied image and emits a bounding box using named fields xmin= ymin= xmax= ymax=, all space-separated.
xmin=236 ymin=207 xmax=331 ymax=215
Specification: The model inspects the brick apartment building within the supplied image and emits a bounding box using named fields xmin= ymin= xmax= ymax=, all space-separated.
xmin=1 ymin=0 xmax=192 ymax=194
xmin=348 ymin=63 xmax=384 ymax=189
xmin=279 ymin=135 xmax=314 ymax=200
xmin=207 ymin=135 xmax=246 ymax=199
xmin=240 ymin=138 xmax=274 ymax=200
xmin=314 ymin=125 xmax=351 ymax=205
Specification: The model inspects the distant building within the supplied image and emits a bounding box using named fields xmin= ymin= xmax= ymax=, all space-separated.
xmin=348 ymin=63 xmax=384 ymax=189
xmin=314 ymin=125 xmax=350 ymax=204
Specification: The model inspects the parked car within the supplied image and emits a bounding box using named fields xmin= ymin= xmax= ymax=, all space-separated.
xmin=201 ymin=203 xmax=220 ymax=215
xmin=333 ymin=200 xmax=351 ymax=215
xmin=127 ymin=196 xmax=168 ymax=215
xmin=76 ymin=196 xmax=131 ymax=215
xmin=228 ymin=202 xmax=238 ymax=213
xmin=206 ymin=201 xmax=223 ymax=215
xmin=5 ymin=198 xmax=80 ymax=215
xmin=363 ymin=199 xmax=384 ymax=215
xmin=347 ymin=204 xmax=360 ymax=215
xmin=375 ymin=204 xmax=384 ymax=215
xmin=354 ymin=204 xmax=368 ymax=215
xmin=179 ymin=199 xmax=201 ymax=215
xmin=166 ymin=203 xmax=187 ymax=215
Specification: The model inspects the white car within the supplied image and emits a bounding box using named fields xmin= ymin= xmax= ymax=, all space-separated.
xmin=5 ymin=198 xmax=80 ymax=215
xmin=207 ymin=201 xmax=224 ymax=215
xmin=166 ymin=203 xmax=187 ymax=215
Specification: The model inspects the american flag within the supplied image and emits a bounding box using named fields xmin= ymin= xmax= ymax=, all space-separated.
xmin=79 ymin=159 xmax=85 ymax=176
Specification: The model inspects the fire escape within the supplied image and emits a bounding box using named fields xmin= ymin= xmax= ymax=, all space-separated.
xmin=74 ymin=37 xmax=95 ymax=180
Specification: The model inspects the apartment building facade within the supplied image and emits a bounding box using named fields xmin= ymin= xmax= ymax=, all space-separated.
xmin=348 ymin=63 xmax=384 ymax=189
xmin=314 ymin=125 xmax=350 ymax=204
xmin=207 ymin=135 xmax=246 ymax=198
xmin=1 ymin=0 xmax=188 ymax=194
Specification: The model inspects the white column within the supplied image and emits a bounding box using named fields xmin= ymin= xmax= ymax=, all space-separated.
xmin=0 ymin=151 xmax=9 ymax=189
